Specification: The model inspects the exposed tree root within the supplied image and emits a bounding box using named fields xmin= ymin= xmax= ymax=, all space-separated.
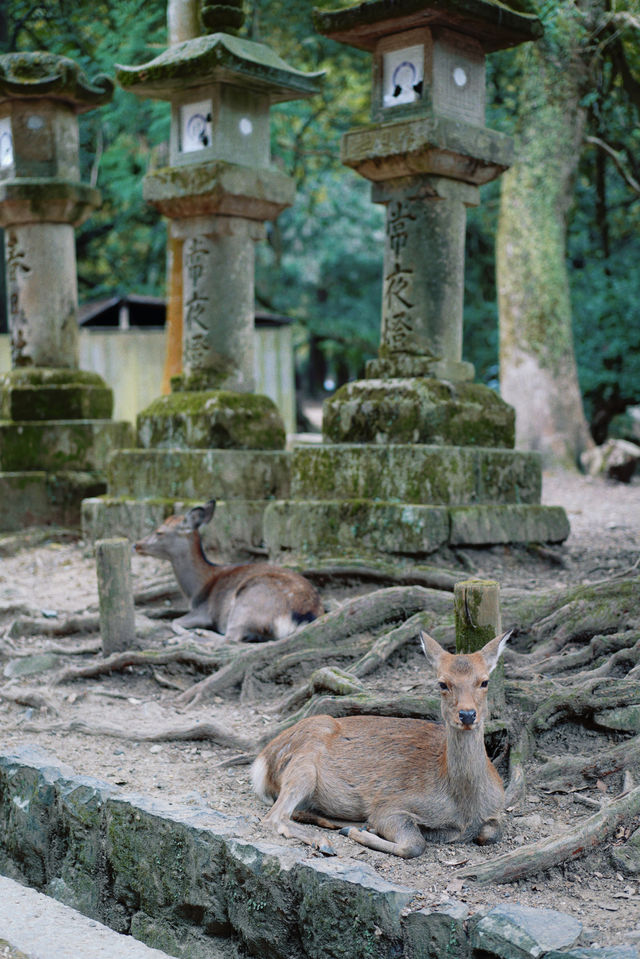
xmin=300 ymin=562 xmax=461 ymax=592
xmin=460 ymin=783 xmax=640 ymax=884
xmin=9 ymin=614 xmax=101 ymax=638
xmin=271 ymin=612 xmax=434 ymax=718
xmin=535 ymin=734 xmax=640 ymax=790
xmin=20 ymin=717 xmax=252 ymax=751
xmin=53 ymin=644 xmax=224 ymax=685
xmin=0 ymin=685 xmax=59 ymax=714
xmin=174 ymin=586 xmax=447 ymax=707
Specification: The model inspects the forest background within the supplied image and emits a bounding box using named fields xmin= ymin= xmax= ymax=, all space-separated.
xmin=1 ymin=0 xmax=639 ymax=456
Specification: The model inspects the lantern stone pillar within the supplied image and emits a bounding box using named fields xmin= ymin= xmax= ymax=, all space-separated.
xmin=0 ymin=53 xmax=134 ymax=531
xmin=264 ymin=0 xmax=570 ymax=560
xmin=82 ymin=2 xmax=322 ymax=550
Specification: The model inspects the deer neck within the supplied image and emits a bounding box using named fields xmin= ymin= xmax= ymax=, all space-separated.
xmin=443 ymin=724 xmax=489 ymax=791
xmin=170 ymin=534 xmax=217 ymax=602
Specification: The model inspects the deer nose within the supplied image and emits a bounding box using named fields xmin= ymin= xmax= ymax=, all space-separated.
xmin=459 ymin=709 xmax=476 ymax=727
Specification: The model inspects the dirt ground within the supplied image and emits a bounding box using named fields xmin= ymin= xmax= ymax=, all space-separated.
xmin=1 ymin=467 xmax=639 ymax=950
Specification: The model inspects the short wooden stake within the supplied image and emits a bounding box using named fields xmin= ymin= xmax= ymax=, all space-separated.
xmin=454 ymin=578 xmax=504 ymax=709
xmin=95 ymin=538 xmax=136 ymax=657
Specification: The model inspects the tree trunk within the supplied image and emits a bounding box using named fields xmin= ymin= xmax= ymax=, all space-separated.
xmin=497 ymin=22 xmax=595 ymax=467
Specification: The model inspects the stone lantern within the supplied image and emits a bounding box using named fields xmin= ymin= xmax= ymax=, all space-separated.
xmin=82 ymin=1 xmax=323 ymax=548
xmin=264 ymin=0 xmax=570 ymax=560
xmin=0 ymin=53 xmax=133 ymax=530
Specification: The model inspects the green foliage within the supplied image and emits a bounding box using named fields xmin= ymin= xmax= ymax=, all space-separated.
xmin=2 ymin=0 xmax=639 ymax=428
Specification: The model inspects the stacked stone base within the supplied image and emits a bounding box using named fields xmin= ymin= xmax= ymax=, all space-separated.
xmin=82 ymin=390 xmax=291 ymax=557
xmin=264 ymin=442 xmax=570 ymax=561
xmin=0 ymin=370 xmax=134 ymax=531
xmin=82 ymin=448 xmax=291 ymax=556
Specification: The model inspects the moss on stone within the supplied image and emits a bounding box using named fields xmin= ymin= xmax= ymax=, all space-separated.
xmin=137 ymin=390 xmax=286 ymax=451
xmin=323 ymin=378 xmax=515 ymax=448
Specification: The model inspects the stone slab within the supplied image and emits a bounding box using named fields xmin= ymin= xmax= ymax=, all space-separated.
xmin=545 ymin=949 xmax=639 ymax=958
xmin=0 ymin=471 xmax=107 ymax=531
xmin=0 ymin=876 xmax=175 ymax=959
xmin=264 ymin=501 xmax=569 ymax=559
xmin=106 ymin=448 xmax=291 ymax=502
xmin=290 ymin=443 xmax=542 ymax=505
xmin=322 ymin=377 xmax=515 ymax=448
xmin=449 ymin=505 xmax=570 ymax=546
xmin=0 ymin=420 xmax=134 ymax=472
xmin=471 ymin=902 xmax=582 ymax=958
xmin=264 ymin=500 xmax=451 ymax=557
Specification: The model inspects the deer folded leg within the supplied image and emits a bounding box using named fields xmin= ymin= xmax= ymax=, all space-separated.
xmin=341 ymin=814 xmax=427 ymax=859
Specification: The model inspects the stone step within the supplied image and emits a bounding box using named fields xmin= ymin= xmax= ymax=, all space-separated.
xmin=0 ymin=746 xmax=596 ymax=959
xmin=0 ymin=875 xmax=175 ymax=959
xmin=290 ymin=443 xmax=542 ymax=505
xmin=105 ymin=448 xmax=290 ymax=501
xmin=0 ymin=471 xmax=107 ymax=531
xmin=0 ymin=420 xmax=134 ymax=472
xmin=264 ymin=500 xmax=570 ymax=559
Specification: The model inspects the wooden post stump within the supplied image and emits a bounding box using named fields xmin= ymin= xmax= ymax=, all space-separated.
xmin=95 ymin=538 xmax=136 ymax=657
xmin=454 ymin=579 xmax=504 ymax=709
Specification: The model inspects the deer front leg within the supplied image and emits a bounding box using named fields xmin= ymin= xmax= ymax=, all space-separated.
xmin=341 ymin=814 xmax=427 ymax=859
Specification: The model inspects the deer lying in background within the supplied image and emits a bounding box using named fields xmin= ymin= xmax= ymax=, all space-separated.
xmin=252 ymin=629 xmax=512 ymax=857
xmin=134 ymin=499 xmax=323 ymax=642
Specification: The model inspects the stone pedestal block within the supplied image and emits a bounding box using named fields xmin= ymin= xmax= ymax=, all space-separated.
xmin=323 ymin=378 xmax=515 ymax=448
xmin=107 ymin=448 xmax=290 ymax=501
xmin=136 ymin=391 xmax=286 ymax=451
xmin=0 ymin=420 xmax=133 ymax=472
xmin=0 ymin=471 xmax=108 ymax=530
xmin=264 ymin=499 xmax=569 ymax=560
xmin=290 ymin=444 xmax=541 ymax=505
xmin=0 ymin=369 xmax=113 ymax=421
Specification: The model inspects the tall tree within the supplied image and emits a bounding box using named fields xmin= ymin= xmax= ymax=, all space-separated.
xmin=496 ymin=0 xmax=640 ymax=465
xmin=496 ymin=3 xmax=593 ymax=466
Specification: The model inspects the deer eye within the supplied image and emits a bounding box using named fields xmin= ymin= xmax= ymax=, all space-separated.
xmin=480 ymin=679 xmax=489 ymax=688
xmin=438 ymin=682 xmax=449 ymax=691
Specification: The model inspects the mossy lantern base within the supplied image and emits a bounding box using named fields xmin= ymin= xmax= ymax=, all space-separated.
xmin=0 ymin=369 xmax=134 ymax=530
xmin=82 ymin=387 xmax=291 ymax=555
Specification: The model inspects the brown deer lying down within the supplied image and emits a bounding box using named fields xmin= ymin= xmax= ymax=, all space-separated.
xmin=134 ymin=499 xmax=323 ymax=642
xmin=251 ymin=629 xmax=512 ymax=857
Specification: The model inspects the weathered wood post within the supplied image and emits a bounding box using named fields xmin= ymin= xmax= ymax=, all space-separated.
xmin=95 ymin=538 xmax=136 ymax=656
xmin=454 ymin=578 xmax=504 ymax=709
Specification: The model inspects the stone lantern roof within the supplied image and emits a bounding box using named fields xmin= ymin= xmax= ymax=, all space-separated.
xmin=116 ymin=33 xmax=323 ymax=104
xmin=0 ymin=52 xmax=114 ymax=111
xmin=313 ymin=0 xmax=543 ymax=53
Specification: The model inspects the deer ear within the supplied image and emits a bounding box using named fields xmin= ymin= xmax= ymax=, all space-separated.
xmin=203 ymin=499 xmax=216 ymax=523
xmin=420 ymin=630 xmax=446 ymax=669
xmin=480 ymin=629 xmax=514 ymax=673
xmin=186 ymin=506 xmax=207 ymax=530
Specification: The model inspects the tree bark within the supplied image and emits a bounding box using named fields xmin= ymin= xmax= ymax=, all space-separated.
xmin=497 ymin=16 xmax=595 ymax=467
